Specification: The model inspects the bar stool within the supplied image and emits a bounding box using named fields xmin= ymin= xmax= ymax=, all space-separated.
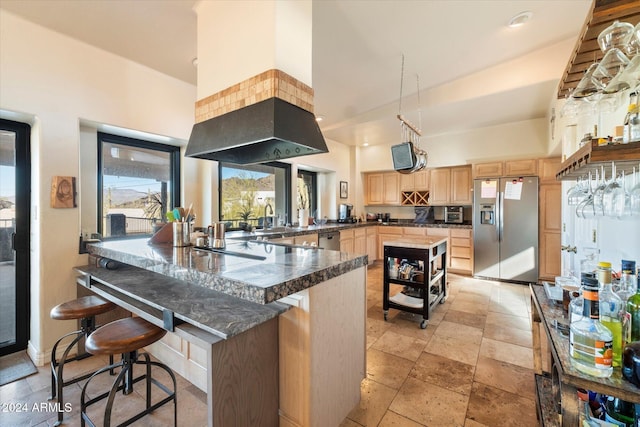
xmin=80 ymin=316 xmax=177 ymax=427
xmin=50 ymin=295 xmax=116 ymax=426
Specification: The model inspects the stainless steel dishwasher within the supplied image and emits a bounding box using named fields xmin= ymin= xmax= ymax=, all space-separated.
xmin=318 ymin=231 xmax=340 ymax=250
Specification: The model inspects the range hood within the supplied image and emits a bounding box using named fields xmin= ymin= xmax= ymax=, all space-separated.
xmin=185 ymin=97 xmax=328 ymax=165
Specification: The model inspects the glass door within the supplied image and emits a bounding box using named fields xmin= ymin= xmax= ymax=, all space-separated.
xmin=0 ymin=119 xmax=30 ymax=356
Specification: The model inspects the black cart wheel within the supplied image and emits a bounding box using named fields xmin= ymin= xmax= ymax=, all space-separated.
xmin=383 ymin=311 xmax=388 ymax=321
xmin=420 ymin=319 xmax=428 ymax=329
xmin=440 ymin=296 xmax=447 ymax=304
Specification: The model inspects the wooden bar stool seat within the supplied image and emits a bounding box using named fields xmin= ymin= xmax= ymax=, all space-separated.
xmin=49 ymin=296 xmax=116 ymax=426
xmin=80 ymin=317 xmax=177 ymax=427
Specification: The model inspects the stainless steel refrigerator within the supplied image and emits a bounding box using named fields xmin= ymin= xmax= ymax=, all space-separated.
xmin=473 ymin=176 xmax=538 ymax=283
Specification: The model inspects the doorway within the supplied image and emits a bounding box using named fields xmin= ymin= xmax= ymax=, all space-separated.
xmin=0 ymin=119 xmax=31 ymax=356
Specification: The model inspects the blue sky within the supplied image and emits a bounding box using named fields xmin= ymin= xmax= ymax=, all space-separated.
xmin=0 ymin=166 xmax=14 ymax=198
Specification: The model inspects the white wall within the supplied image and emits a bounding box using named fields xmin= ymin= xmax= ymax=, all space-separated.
xmin=552 ymin=91 xmax=640 ymax=276
xmin=0 ymin=11 xmax=197 ymax=363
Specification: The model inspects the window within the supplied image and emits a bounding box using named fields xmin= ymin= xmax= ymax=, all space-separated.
xmin=297 ymin=170 xmax=317 ymax=216
xmin=219 ymin=162 xmax=291 ymax=230
xmin=97 ymin=132 xmax=180 ymax=237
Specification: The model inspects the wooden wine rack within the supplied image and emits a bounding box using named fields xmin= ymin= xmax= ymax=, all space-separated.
xmin=401 ymin=191 xmax=430 ymax=206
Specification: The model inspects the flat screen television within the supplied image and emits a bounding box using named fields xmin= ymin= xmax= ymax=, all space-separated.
xmin=391 ymin=142 xmax=416 ymax=170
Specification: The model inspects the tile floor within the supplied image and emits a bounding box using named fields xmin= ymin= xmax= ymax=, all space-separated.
xmin=0 ymin=261 xmax=537 ymax=426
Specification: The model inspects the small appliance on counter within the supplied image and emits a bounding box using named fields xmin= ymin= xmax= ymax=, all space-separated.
xmin=338 ymin=203 xmax=357 ymax=223
xmin=414 ymin=207 xmax=434 ymax=224
xmin=444 ymin=206 xmax=464 ymax=224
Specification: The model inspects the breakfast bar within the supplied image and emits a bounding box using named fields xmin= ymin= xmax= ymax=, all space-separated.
xmin=78 ymin=238 xmax=369 ymax=427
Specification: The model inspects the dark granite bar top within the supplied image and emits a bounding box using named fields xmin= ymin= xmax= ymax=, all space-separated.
xmin=87 ymin=238 xmax=368 ymax=305
xmin=74 ymin=263 xmax=287 ymax=340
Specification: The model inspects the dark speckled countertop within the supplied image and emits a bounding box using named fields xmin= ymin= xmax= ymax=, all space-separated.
xmin=225 ymin=221 xmax=471 ymax=241
xmin=87 ymin=238 xmax=367 ymax=305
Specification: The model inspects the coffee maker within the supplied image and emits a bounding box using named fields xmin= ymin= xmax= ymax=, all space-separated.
xmin=338 ymin=204 xmax=354 ymax=223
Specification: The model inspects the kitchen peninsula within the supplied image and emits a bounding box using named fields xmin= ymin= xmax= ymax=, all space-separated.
xmin=79 ymin=238 xmax=368 ymax=427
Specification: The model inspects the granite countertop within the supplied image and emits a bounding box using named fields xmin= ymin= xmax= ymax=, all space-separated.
xmin=225 ymin=221 xmax=472 ymax=241
xmin=75 ymin=263 xmax=287 ymax=340
xmin=87 ymin=238 xmax=368 ymax=305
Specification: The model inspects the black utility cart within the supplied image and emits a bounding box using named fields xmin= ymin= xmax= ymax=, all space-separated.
xmin=383 ymin=239 xmax=448 ymax=329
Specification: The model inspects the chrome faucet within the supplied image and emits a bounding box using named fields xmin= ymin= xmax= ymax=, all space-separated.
xmin=264 ymin=202 xmax=273 ymax=230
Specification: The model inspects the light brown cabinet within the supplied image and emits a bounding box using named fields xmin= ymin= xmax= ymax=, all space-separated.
xmin=429 ymin=168 xmax=451 ymax=205
xmin=340 ymin=229 xmax=354 ymax=253
xmin=538 ymin=157 xmax=562 ymax=184
xmin=473 ymin=158 xmax=538 ymax=178
xmin=353 ymin=228 xmax=367 ymax=255
xmin=366 ymin=227 xmax=378 ymax=262
xmin=504 ymin=158 xmax=538 ymax=176
xmin=539 ymin=183 xmax=562 ymax=281
xmin=366 ymin=172 xmax=400 ymax=205
xmin=473 ymin=161 xmax=503 ymax=178
xmin=449 ymin=228 xmax=473 ymax=274
xmin=399 ymin=170 xmax=429 ymax=191
xmin=429 ymin=166 xmax=472 ymax=205
xmin=450 ymin=166 xmax=472 ymax=205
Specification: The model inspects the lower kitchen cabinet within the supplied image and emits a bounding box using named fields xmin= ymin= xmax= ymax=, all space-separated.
xmin=377 ymin=226 xmax=404 ymax=259
xmin=366 ymin=227 xmax=378 ymax=262
xmin=449 ymin=228 xmax=473 ymax=274
xmin=340 ymin=229 xmax=354 ymax=253
xmin=354 ymin=228 xmax=367 ymax=255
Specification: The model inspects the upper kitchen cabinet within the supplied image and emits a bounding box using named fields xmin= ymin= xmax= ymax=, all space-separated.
xmin=429 ymin=166 xmax=472 ymax=205
xmin=366 ymin=172 xmax=400 ymax=205
xmin=399 ymin=170 xmax=429 ymax=191
xmin=538 ymin=157 xmax=562 ymax=184
xmin=504 ymin=159 xmax=538 ymax=177
xmin=473 ymin=159 xmax=538 ymax=178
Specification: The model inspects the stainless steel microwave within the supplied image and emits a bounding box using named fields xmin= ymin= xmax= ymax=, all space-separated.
xmin=444 ymin=206 xmax=464 ymax=224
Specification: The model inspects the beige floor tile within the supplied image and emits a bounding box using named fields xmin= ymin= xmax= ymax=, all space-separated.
xmin=345 ymin=378 xmax=398 ymax=427
xmin=443 ymin=309 xmax=487 ymax=330
xmin=485 ymin=311 xmax=531 ymax=331
xmin=424 ymin=333 xmax=480 ymax=366
xmin=454 ymin=292 xmax=491 ymax=305
xmin=409 ymin=352 xmax=475 ymax=395
xmin=371 ymin=330 xmax=428 ymax=362
xmin=389 ymin=376 xmax=468 ymax=427
xmin=434 ymin=320 xmax=484 ymax=345
xmin=482 ymin=322 xmax=532 ymax=348
xmin=488 ymin=300 xmax=530 ymax=318
xmin=448 ymin=299 xmax=490 ymax=316
xmin=366 ymin=348 xmax=415 ymax=390
xmin=479 ymin=338 xmax=533 ymax=370
xmin=465 ymin=382 xmax=538 ymax=427
xmin=378 ymin=410 xmax=425 ymax=426
xmin=339 ymin=418 xmax=364 ymax=427
xmin=465 ymin=419 xmax=490 ymax=427
xmin=0 ymin=386 xmax=59 ymax=426
xmin=473 ymin=356 xmax=535 ymax=401
xmin=388 ymin=315 xmax=437 ymax=342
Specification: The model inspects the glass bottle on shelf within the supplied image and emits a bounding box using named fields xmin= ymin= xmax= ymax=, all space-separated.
xmin=617 ymin=260 xmax=636 ymax=348
xmin=625 ymin=270 xmax=640 ymax=343
xmin=623 ymin=92 xmax=637 ymax=144
xmin=604 ymin=395 xmax=635 ymax=427
xmin=598 ymin=262 xmax=623 ymax=367
xmin=570 ymin=276 xmax=613 ymax=378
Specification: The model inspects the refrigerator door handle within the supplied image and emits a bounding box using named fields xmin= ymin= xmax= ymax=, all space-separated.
xmin=498 ymin=191 xmax=504 ymax=242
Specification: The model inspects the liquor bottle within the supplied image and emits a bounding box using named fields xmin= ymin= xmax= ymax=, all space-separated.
xmin=617 ymin=260 xmax=636 ymax=350
xmin=599 ymin=262 xmax=623 ymax=367
xmin=623 ymin=92 xmax=637 ymax=144
xmin=604 ymin=396 xmax=635 ymax=427
xmin=570 ymin=276 xmax=613 ymax=378
xmin=626 ymin=270 xmax=640 ymax=343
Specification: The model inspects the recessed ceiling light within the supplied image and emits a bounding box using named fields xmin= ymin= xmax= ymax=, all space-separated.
xmin=315 ymin=115 xmax=324 ymax=122
xmin=363 ymin=142 xmax=369 ymax=147
xmin=508 ymin=11 xmax=532 ymax=28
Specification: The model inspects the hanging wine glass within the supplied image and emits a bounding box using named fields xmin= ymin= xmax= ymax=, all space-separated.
xmin=630 ymin=164 xmax=640 ymax=216
xmin=577 ymin=172 xmax=596 ymax=219
xmin=567 ymin=177 xmax=589 ymax=206
xmin=592 ymin=166 xmax=608 ymax=216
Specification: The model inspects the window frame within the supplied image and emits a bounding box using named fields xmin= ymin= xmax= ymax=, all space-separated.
xmin=218 ymin=161 xmax=291 ymax=228
xmin=297 ymin=169 xmax=317 ymax=216
xmin=96 ymin=132 xmax=181 ymax=237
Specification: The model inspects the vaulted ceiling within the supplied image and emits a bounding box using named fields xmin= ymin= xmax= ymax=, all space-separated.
xmin=0 ymin=0 xmax=595 ymax=146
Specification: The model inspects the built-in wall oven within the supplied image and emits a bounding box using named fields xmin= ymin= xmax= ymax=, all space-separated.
xmin=444 ymin=206 xmax=464 ymax=224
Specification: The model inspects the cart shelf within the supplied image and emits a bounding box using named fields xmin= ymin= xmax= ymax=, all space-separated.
xmin=383 ymin=239 xmax=448 ymax=329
